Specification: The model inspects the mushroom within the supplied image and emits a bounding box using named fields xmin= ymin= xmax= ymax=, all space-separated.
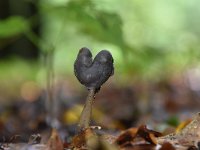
xmin=74 ymin=47 xmax=114 ymax=131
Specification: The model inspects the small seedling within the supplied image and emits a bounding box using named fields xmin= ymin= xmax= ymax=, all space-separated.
xmin=74 ymin=47 xmax=114 ymax=131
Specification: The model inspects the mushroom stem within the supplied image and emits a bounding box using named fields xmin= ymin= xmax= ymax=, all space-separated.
xmin=78 ymin=88 xmax=95 ymax=131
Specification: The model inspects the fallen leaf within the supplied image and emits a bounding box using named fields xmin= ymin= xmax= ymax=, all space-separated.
xmin=115 ymin=125 xmax=162 ymax=148
xmin=115 ymin=127 xmax=138 ymax=146
xmin=46 ymin=128 xmax=63 ymax=150
xmin=157 ymin=113 xmax=200 ymax=147
xmin=137 ymin=125 xmax=162 ymax=145
xmin=159 ymin=142 xmax=175 ymax=150
xmin=70 ymin=128 xmax=95 ymax=149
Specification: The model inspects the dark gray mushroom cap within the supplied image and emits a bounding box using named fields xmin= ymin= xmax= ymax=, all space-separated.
xmin=74 ymin=47 xmax=114 ymax=93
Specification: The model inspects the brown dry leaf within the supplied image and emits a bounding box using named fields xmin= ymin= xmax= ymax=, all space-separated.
xmin=137 ymin=125 xmax=162 ymax=145
xmin=70 ymin=128 xmax=95 ymax=149
xmin=187 ymin=146 xmax=198 ymax=150
xmin=115 ymin=125 xmax=162 ymax=148
xmin=157 ymin=112 xmax=200 ymax=147
xmin=149 ymin=134 xmax=157 ymax=145
xmin=46 ymin=128 xmax=63 ymax=150
xmin=159 ymin=142 xmax=176 ymax=150
xmin=115 ymin=127 xmax=138 ymax=146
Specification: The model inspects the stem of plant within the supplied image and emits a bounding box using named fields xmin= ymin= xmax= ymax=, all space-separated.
xmin=78 ymin=88 xmax=95 ymax=132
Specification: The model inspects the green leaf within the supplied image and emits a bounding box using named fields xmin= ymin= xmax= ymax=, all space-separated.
xmin=166 ymin=116 xmax=180 ymax=127
xmin=0 ymin=16 xmax=29 ymax=38
xmin=65 ymin=0 xmax=125 ymax=47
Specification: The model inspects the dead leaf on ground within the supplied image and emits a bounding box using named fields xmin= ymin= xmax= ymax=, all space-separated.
xmin=159 ymin=142 xmax=176 ymax=150
xmin=46 ymin=128 xmax=63 ymax=150
xmin=157 ymin=113 xmax=200 ymax=147
xmin=115 ymin=125 xmax=162 ymax=148
xmin=70 ymin=128 xmax=95 ymax=149
xmin=115 ymin=127 xmax=138 ymax=146
xmin=137 ymin=125 xmax=162 ymax=145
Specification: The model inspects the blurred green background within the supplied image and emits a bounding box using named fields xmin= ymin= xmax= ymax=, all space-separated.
xmin=1 ymin=0 xmax=200 ymax=83
xmin=1 ymin=0 xmax=200 ymax=135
